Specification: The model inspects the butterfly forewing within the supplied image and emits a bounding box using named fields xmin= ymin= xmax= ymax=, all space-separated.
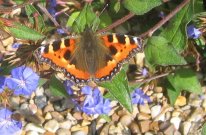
xmin=94 ymin=33 xmax=143 ymax=81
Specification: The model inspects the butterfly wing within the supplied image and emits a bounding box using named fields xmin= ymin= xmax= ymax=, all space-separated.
xmin=34 ymin=37 xmax=91 ymax=83
xmin=94 ymin=33 xmax=143 ymax=82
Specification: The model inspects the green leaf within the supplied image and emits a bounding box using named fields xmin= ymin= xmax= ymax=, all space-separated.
xmin=25 ymin=5 xmax=45 ymax=32
xmin=167 ymin=68 xmax=202 ymax=94
xmin=71 ymin=4 xmax=100 ymax=33
xmin=66 ymin=11 xmax=80 ymax=27
xmin=99 ymin=11 xmax=112 ymax=29
xmin=114 ymin=1 xmax=121 ymax=13
xmin=100 ymin=69 xmax=133 ymax=112
xmin=7 ymin=23 xmax=45 ymax=40
xmin=49 ymin=75 xmax=68 ymax=97
xmin=160 ymin=2 xmax=193 ymax=52
xmin=202 ymin=122 xmax=206 ymax=135
xmin=145 ymin=36 xmax=187 ymax=66
xmin=38 ymin=78 xmax=48 ymax=87
xmin=194 ymin=0 xmax=204 ymax=13
xmin=166 ymin=81 xmax=181 ymax=105
xmin=123 ymin=0 xmax=163 ymax=15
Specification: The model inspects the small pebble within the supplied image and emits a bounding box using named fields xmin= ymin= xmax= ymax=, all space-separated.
xmin=170 ymin=117 xmax=181 ymax=130
xmin=34 ymin=95 xmax=47 ymax=109
xmin=45 ymin=112 xmax=52 ymax=120
xmin=137 ymin=113 xmax=151 ymax=120
xmin=139 ymin=120 xmax=151 ymax=133
xmin=35 ymin=87 xmax=44 ymax=96
xmin=59 ymin=120 xmax=72 ymax=129
xmin=25 ymin=123 xmax=46 ymax=133
xmin=175 ymin=96 xmax=186 ymax=106
xmin=57 ymin=128 xmax=71 ymax=135
xmin=51 ymin=111 xmax=64 ymax=121
xmin=182 ymin=121 xmax=191 ymax=135
xmin=44 ymin=104 xmax=54 ymax=113
xmin=163 ymin=124 xmax=175 ymax=135
xmin=120 ymin=115 xmax=133 ymax=126
xmin=44 ymin=119 xmax=59 ymax=133
xmin=139 ymin=104 xmax=151 ymax=114
xmin=10 ymin=96 xmax=20 ymax=109
xmin=26 ymin=131 xmax=39 ymax=135
xmin=71 ymin=130 xmax=87 ymax=135
xmin=151 ymin=105 xmax=161 ymax=119
xmin=129 ymin=122 xmax=141 ymax=134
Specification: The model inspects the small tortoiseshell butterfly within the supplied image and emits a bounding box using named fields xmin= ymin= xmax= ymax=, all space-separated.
xmin=34 ymin=28 xmax=142 ymax=83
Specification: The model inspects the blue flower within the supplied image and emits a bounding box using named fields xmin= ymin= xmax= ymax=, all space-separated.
xmin=12 ymin=43 xmax=21 ymax=49
xmin=81 ymin=86 xmax=111 ymax=115
xmin=131 ymin=88 xmax=151 ymax=105
xmin=0 ymin=108 xmax=22 ymax=135
xmin=0 ymin=76 xmax=6 ymax=93
xmin=57 ymin=28 xmax=66 ymax=35
xmin=142 ymin=68 xmax=148 ymax=77
xmin=6 ymin=66 xmax=39 ymax=96
xmin=64 ymin=80 xmax=74 ymax=95
xmin=187 ymin=25 xmax=201 ymax=39
xmin=48 ymin=0 xmax=57 ymax=18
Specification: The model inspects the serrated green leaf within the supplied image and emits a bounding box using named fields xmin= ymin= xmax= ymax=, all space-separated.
xmin=160 ymin=2 xmax=193 ymax=52
xmin=145 ymin=36 xmax=187 ymax=66
xmin=7 ymin=23 xmax=44 ymax=40
xmin=123 ymin=0 xmax=163 ymax=15
xmin=202 ymin=123 xmax=206 ymax=135
xmin=167 ymin=68 xmax=202 ymax=95
xmin=100 ymin=69 xmax=132 ymax=112
xmin=49 ymin=75 xmax=68 ymax=97
xmin=25 ymin=5 xmax=45 ymax=32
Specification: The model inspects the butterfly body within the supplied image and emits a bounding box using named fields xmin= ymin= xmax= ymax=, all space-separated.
xmin=35 ymin=29 xmax=142 ymax=83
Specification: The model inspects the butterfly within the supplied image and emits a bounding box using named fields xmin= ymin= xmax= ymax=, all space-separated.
xmin=34 ymin=28 xmax=143 ymax=83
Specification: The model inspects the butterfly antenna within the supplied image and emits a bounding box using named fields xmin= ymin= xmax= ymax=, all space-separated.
xmin=92 ymin=3 xmax=109 ymax=31
xmin=98 ymin=3 xmax=109 ymax=17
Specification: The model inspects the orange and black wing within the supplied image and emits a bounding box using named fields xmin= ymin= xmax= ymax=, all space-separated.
xmin=34 ymin=37 xmax=91 ymax=83
xmin=94 ymin=33 xmax=143 ymax=82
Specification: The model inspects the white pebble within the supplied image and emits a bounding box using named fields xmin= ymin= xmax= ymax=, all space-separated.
xmin=44 ymin=119 xmax=59 ymax=133
xmin=151 ymin=105 xmax=161 ymax=119
xmin=170 ymin=117 xmax=181 ymax=130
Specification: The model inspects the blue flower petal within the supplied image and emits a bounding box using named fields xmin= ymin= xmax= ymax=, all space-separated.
xmin=131 ymin=88 xmax=151 ymax=105
xmin=64 ymin=80 xmax=74 ymax=95
xmin=0 ymin=108 xmax=22 ymax=135
xmin=6 ymin=66 xmax=39 ymax=96
xmin=187 ymin=25 xmax=201 ymax=39
xmin=0 ymin=76 xmax=6 ymax=93
xmin=81 ymin=87 xmax=111 ymax=115
xmin=81 ymin=86 xmax=93 ymax=95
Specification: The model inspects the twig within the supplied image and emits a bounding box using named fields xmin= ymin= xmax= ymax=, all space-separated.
xmin=141 ymin=72 xmax=170 ymax=83
xmin=140 ymin=0 xmax=190 ymax=38
xmin=97 ymin=12 xmax=135 ymax=33
xmin=97 ymin=0 xmax=171 ymax=33
xmin=37 ymin=3 xmax=60 ymax=27
xmin=0 ymin=0 xmax=39 ymax=13
xmin=37 ymin=3 xmax=70 ymax=34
